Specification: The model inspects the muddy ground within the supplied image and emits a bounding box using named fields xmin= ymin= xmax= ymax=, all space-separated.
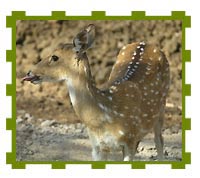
xmin=16 ymin=20 xmax=182 ymax=161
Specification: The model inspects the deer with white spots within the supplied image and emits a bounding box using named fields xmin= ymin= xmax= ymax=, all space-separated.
xmin=22 ymin=24 xmax=170 ymax=161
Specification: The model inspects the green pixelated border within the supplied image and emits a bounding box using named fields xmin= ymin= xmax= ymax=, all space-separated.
xmin=6 ymin=11 xmax=191 ymax=169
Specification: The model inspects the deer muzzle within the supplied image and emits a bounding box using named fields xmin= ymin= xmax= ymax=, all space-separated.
xmin=22 ymin=70 xmax=41 ymax=84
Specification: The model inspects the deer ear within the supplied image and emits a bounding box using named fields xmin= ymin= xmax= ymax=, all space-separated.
xmin=73 ymin=24 xmax=95 ymax=53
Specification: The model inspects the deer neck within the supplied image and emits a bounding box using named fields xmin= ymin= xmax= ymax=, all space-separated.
xmin=66 ymin=56 xmax=97 ymax=120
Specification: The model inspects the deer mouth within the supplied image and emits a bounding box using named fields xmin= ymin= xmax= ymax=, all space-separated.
xmin=22 ymin=72 xmax=42 ymax=84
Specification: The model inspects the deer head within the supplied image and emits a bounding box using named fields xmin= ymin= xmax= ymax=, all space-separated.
xmin=22 ymin=24 xmax=95 ymax=84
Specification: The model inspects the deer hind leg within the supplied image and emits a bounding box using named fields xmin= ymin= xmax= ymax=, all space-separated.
xmin=154 ymin=110 xmax=164 ymax=160
xmin=122 ymin=141 xmax=139 ymax=161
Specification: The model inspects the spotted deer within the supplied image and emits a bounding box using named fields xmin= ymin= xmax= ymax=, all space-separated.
xmin=22 ymin=24 xmax=170 ymax=161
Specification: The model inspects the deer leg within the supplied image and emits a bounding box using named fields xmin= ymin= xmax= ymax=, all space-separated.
xmin=123 ymin=141 xmax=139 ymax=161
xmin=91 ymin=146 xmax=108 ymax=161
xmin=88 ymin=129 xmax=108 ymax=161
xmin=154 ymin=111 xmax=164 ymax=160
xmin=123 ymin=145 xmax=132 ymax=161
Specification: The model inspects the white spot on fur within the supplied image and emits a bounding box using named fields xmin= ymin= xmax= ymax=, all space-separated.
xmin=119 ymin=113 xmax=125 ymax=117
xmin=113 ymin=110 xmax=118 ymax=115
xmin=122 ymin=52 xmax=125 ymax=56
xmin=122 ymin=46 xmax=126 ymax=50
xmin=109 ymin=89 xmax=114 ymax=93
xmin=140 ymin=52 xmax=144 ymax=56
xmin=119 ymin=130 xmax=125 ymax=135
xmin=155 ymin=91 xmax=159 ymax=95
xmin=135 ymin=116 xmax=139 ymax=120
xmin=105 ymin=114 xmax=112 ymax=123
xmin=153 ymin=48 xmax=157 ymax=53
xmin=98 ymin=103 xmax=104 ymax=110
xmin=109 ymin=86 xmax=117 ymax=93
xmin=108 ymin=96 xmax=112 ymax=101
xmin=143 ymin=113 xmax=148 ymax=117
xmin=110 ymin=86 xmax=117 ymax=90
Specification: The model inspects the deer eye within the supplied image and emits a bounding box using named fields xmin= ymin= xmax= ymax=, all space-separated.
xmin=51 ymin=55 xmax=59 ymax=62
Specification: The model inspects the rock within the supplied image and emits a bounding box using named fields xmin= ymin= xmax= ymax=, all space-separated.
xmin=24 ymin=113 xmax=33 ymax=120
xmin=75 ymin=129 xmax=82 ymax=134
xmin=27 ymin=116 xmax=34 ymax=123
xmin=166 ymin=103 xmax=174 ymax=108
xmin=27 ymin=150 xmax=34 ymax=155
xmin=164 ymin=150 xmax=169 ymax=156
xmin=41 ymin=120 xmax=57 ymax=127
xmin=40 ymin=127 xmax=53 ymax=133
xmin=171 ymin=125 xmax=180 ymax=133
xmin=163 ymin=128 xmax=172 ymax=135
xmin=17 ymin=110 xmax=26 ymax=115
xmin=68 ymin=124 xmax=75 ymax=130
xmin=76 ymin=123 xmax=83 ymax=129
xmin=138 ymin=146 xmax=144 ymax=152
xmin=26 ymin=140 xmax=33 ymax=146
xmin=16 ymin=117 xmax=23 ymax=124
xmin=63 ymin=125 xmax=69 ymax=131
xmin=82 ymin=129 xmax=88 ymax=138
